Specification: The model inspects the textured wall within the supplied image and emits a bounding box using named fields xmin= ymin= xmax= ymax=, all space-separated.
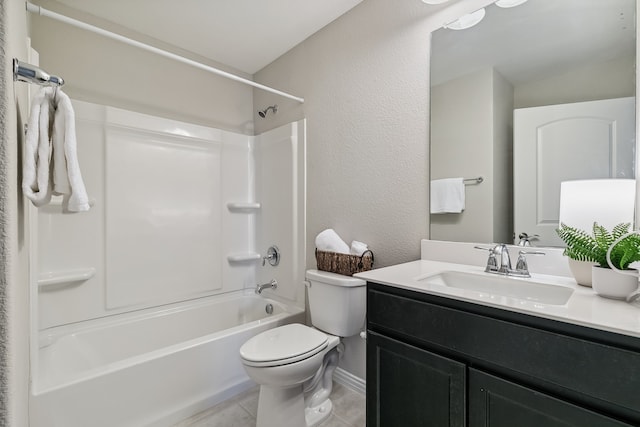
xmin=4 ymin=0 xmax=31 ymax=425
xmin=255 ymin=0 xmax=434 ymax=271
xmin=253 ymin=0 xmax=493 ymax=381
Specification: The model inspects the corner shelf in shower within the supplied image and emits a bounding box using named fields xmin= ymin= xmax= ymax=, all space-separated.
xmin=226 ymin=202 xmax=261 ymax=213
xmin=227 ymin=253 xmax=261 ymax=264
xmin=37 ymin=267 xmax=96 ymax=291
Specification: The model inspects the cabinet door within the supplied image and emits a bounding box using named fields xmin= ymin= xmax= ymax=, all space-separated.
xmin=367 ymin=331 xmax=466 ymax=427
xmin=469 ymin=369 xmax=634 ymax=427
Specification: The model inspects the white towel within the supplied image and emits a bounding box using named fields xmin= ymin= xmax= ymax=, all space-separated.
xmin=315 ymin=229 xmax=350 ymax=254
xmin=430 ymin=178 xmax=465 ymax=214
xmin=22 ymin=87 xmax=90 ymax=212
xmin=350 ymin=240 xmax=368 ymax=256
xmin=51 ymin=90 xmax=90 ymax=212
xmin=22 ymin=87 xmax=53 ymax=207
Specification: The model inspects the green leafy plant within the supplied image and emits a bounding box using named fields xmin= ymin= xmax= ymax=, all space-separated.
xmin=556 ymin=222 xmax=640 ymax=270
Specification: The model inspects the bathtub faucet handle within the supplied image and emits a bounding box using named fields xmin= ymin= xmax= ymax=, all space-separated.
xmin=256 ymin=279 xmax=278 ymax=294
xmin=262 ymin=245 xmax=280 ymax=267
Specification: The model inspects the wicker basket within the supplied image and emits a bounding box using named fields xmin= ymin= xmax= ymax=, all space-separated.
xmin=315 ymin=249 xmax=374 ymax=276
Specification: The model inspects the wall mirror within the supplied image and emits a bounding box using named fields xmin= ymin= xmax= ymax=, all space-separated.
xmin=429 ymin=0 xmax=636 ymax=247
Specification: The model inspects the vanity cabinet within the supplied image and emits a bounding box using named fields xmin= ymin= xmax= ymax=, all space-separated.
xmin=469 ymin=369 xmax=631 ymax=427
xmin=366 ymin=282 xmax=640 ymax=427
xmin=367 ymin=332 xmax=465 ymax=427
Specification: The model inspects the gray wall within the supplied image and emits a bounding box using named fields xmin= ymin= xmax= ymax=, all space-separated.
xmin=492 ymin=69 xmax=515 ymax=245
xmin=515 ymin=55 xmax=636 ymax=109
xmin=4 ymin=0 xmax=31 ymax=424
xmin=430 ymin=68 xmax=495 ymax=243
xmin=252 ymin=0 xmax=492 ymax=380
xmin=254 ymin=0 xmax=435 ymax=270
xmin=429 ymin=68 xmax=513 ymax=244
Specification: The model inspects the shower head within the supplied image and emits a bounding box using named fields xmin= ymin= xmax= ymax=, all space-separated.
xmin=258 ymin=105 xmax=278 ymax=118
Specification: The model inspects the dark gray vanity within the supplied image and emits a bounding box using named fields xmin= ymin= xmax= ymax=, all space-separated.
xmin=366 ymin=281 xmax=640 ymax=427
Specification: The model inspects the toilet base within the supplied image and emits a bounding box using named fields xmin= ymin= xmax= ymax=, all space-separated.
xmin=255 ymin=384 xmax=333 ymax=427
xmin=305 ymin=398 xmax=333 ymax=427
xmin=256 ymin=384 xmax=305 ymax=427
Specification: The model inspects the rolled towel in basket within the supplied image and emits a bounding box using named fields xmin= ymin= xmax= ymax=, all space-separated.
xmin=315 ymin=229 xmax=350 ymax=254
xmin=350 ymin=240 xmax=368 ymax=256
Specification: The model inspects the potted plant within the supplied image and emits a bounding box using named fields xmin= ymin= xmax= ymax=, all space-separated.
xmin=557 ymin=222 xmax=640 ymax=297
xmin=556 ymin=222 xmax=601 ymax=287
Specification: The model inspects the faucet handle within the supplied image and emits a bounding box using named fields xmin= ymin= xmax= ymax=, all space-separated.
xmin=262 ymin=245 xmax=280 ymax=267
xmin=475 ymin=245 xmax=500 ymax=272
xmin=514 ymin=250 xmax=545 ymax=275
xmin=486 ymin=252 xmax=498 ymax=272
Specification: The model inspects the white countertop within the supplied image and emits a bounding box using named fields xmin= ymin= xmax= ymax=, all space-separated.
xmin=356 ymin=260 xmax=640 ymax=339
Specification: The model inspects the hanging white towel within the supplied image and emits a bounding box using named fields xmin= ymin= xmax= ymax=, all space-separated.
xmin=22 ymin=87 xmax=53 ymax=207
xmin=22 ymin=87 xmax=90 ymax=212
xmin=51 ymin=89 xmax=90 ymax=212
xmin=430 ymin=178 xmax=465 ymax=214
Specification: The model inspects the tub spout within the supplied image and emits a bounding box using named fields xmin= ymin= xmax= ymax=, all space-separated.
xmin=256 ymin=279 xmax=277 ymax=294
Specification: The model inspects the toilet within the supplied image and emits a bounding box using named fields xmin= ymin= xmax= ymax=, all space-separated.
xmin=239 ymin=269 xmax=366 ymax=427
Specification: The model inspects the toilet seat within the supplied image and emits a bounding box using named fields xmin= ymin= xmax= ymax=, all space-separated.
xmin=240 ymin=324 xmax=328 ymax=367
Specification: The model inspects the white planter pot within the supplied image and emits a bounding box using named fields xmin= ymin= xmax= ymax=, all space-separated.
xmin=567 ymin=259 xmax=595 ymax=287
xmin=591 ymin=266 xmax=640 ymax=300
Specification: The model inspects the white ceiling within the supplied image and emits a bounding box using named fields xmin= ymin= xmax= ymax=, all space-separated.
xmin=49 ymin=0 xmax=364 ymax=75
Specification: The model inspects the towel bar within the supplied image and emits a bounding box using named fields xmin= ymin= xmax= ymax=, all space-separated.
xmin=13 ymin=58 xmax=65 ymax=87
xmin=463 ymin=177 xmax=483 ymax=185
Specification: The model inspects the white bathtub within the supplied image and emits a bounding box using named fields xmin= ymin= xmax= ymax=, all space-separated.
xmin=29 ymin=292 xmax=305 ymax=427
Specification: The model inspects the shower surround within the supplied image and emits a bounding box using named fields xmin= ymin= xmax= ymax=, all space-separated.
xmin=29 ymin=100 xmax=306 ymax=426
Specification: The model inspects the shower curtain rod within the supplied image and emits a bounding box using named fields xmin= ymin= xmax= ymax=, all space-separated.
xmin=25 ymin=2 xmax=305 ymax=103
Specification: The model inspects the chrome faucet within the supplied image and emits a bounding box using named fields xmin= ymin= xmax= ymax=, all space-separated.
xmin=487 ymin=244 xmax=513 ymax=274
xmin=255 ymin=279 xmax=278 ymax=294
xmin=475 ymin=244 xmax=544 ymax=278
xmin=517 ymin=232 xmax=539 ymax=247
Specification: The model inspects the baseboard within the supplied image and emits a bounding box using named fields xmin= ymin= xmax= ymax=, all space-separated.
xmin=333 ymin=367 xmax=366 ymax=395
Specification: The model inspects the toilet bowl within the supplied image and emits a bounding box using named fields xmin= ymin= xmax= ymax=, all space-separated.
xmin=239 ymin=270 xmax=366 ymax=427
xmin=241 ymin=323 xmax=340 ymax=427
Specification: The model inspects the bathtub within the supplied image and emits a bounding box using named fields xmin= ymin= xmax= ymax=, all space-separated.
xmin=29 ymin=292 xmax=305 ymax=427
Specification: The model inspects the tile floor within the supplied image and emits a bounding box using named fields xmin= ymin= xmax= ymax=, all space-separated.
xmin=172 ymin=382 xmax=365 ymax=427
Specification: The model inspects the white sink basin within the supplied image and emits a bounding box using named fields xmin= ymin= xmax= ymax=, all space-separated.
xmin=421 ymin=270 xmax=574 ymax=306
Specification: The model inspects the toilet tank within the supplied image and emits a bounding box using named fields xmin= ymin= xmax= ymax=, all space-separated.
xmin=305 ymin=269 xmax=366 ymax=337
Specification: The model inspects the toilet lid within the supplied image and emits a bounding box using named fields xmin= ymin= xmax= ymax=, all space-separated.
xmin=240 ymin=323 xmax=328 ymax=366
